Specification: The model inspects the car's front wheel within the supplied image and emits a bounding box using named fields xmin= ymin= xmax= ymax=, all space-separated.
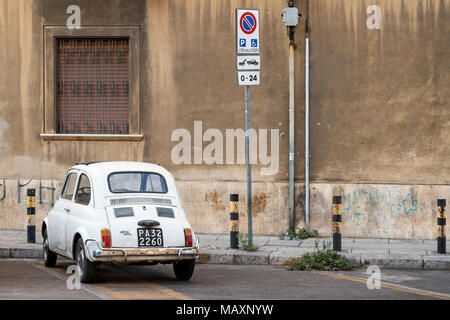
xmin=173 ymin=259 xmax=195 ymax=281
xmin=75 ymin=238 xmax=96 ymax=283
xmin=43 ymin=229 xmax=57 ymax=267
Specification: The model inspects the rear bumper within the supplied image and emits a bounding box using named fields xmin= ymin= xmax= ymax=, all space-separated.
xmin=84 ymin=238 xmax=199 ymax=263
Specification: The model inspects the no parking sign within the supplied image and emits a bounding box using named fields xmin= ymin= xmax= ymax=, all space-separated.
xmin=236 ymin=9 xmax=260 ymax=54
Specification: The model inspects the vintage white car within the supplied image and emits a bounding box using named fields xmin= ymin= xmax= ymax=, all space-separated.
xmin=42 ymin=161 xmax=199 ymax=283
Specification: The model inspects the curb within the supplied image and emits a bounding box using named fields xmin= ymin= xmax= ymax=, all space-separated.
xmin=197 ymin=249 xmax=450 ymax=270
xmin=2 ymin=247 xmax=449 ymax=270
xmin=0 ymin=248 xmax=43 ymax=259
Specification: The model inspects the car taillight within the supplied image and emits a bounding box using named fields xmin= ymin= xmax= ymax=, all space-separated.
xmin=184 ymin=228 xmax=193 ymax=247
xmin=101 ymin=228 xmax=111 ymax=248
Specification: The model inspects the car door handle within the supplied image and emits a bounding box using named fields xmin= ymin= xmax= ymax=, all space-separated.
xmin=64 ymin=207 xmax=71 ymax=213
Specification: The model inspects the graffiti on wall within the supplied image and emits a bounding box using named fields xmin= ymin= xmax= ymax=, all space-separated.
xmin=342 ymin=187 xmax=424 ymax=235
xmin=0 ymin=179 xmax=58 ymax=206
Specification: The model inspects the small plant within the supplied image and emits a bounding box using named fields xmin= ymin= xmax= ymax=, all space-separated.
xmin=288 ymin=240 xmax=352 ymax=271
xmin=280 ymin=227 xmax=319 ymax=240
xmin=237 ymin=233 xmax=259 ymax=251
xmin=295 ymin=227 xmax=319 ymax=239
xmin=280 ymin=228 xmax=297 ymax=240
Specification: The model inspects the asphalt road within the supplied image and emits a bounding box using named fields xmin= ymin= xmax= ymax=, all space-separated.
xmin=0 ymin=258 xmax=448 ymax=300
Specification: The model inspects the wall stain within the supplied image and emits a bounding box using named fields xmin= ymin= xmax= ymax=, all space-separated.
xmin=204 ymin=190 xmax=225 ymax=211
xmin=252 ymin=193 xmax=268 ymax=217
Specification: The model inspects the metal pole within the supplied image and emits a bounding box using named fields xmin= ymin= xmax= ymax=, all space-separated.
xmin=288 ymin=44 xmax=295 ymax=231
xmin=245 ymin=85 xmax=253 ymax=245
xmin=305 ymin=37 xmax=310 ymax=232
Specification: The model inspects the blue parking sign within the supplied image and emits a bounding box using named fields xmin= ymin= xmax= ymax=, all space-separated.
xmin=251 ymin=39 xmax=258 ymax=47
xmin=239 ymin=39 xmax=246 ymax=47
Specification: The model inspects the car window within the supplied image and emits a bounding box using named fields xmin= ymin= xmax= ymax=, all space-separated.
xmin=75 ymin=174 xmax=91 ymax=205
xmin=108 ymin=172 xmax=168 ymax=193
xmin=61 ymin=173 xmax=77 ymax=200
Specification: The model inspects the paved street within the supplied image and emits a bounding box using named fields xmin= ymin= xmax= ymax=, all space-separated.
xmin=0 ymin=258 xmax=448 ymax=300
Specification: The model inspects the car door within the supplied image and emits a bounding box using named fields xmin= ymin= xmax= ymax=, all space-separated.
xmin=48 ymin=171 xmax=78 ymax=251
xmin=65 ymin=173 xmax=93 ymax=255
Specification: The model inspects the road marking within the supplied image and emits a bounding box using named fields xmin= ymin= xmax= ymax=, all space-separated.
xmin=33 ymin=261 xmax=192 ymax=300
xmin=92 ymin=265 xmax=194 ymax=300
xmin=311 ymin=271 xmax=450 ymax=300
xmin=91 ymin=281 xmax=193 ymax=300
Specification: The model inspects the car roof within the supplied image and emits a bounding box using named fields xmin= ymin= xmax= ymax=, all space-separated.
xmin=70 ymin=161 xmax=168 ymax=177
xmin=66 ymin=161 xmax=180 ymax=208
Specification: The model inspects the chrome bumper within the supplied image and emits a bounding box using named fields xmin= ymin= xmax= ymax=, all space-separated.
xmin=84 ymin=238 xmax=199 ymax=263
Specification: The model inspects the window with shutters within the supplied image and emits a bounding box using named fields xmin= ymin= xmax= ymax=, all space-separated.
xmin=56 ymin=38 xmax=129 ymax=134
xmin=42 ymin=26 xmax=141 ymax=141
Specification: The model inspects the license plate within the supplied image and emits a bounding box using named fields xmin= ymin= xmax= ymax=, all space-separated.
xmin=137 ymin=228 xmax=163 ymax=247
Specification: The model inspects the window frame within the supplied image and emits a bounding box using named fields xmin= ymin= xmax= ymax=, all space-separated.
xmin=54 ymin=38 xmax=131 ymax=135
xmin=74 ymin=173 xmax=93 ymax=206
xmin=60 ymin=171 xmax=79 ymax=201
xmin=42 ymin=26 xmax=142 ymax=141
xmin=107 ymin=171 xmax=169 ymax=195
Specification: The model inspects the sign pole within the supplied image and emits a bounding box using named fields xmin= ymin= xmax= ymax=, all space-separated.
xmin=245 ymin=85 xmax=253 ymax=245
xmin=236 ymin=8 xmax=259 ymax=245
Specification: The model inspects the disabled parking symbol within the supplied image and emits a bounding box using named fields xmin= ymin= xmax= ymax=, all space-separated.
xmin=251 ymin=39 xmax=258 ymax=47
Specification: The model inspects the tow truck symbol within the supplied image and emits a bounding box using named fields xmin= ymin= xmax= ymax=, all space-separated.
xmin=239 ymin=59 xmax=259 ymax=67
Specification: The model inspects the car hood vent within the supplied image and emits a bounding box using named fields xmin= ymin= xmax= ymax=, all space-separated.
xmin=110 ymin=197 xmax=173 ymax=206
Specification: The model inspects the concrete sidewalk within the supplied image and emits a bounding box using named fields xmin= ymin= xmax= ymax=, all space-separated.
xmin=0 ymin=230 xmax=449 ymax=270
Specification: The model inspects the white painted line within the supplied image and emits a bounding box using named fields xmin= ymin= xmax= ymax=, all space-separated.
xmin=329 ymin=271 xmax=450 ymax=299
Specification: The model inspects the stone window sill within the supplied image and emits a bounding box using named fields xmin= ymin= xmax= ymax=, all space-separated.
xmin=40 ymin=133 xmax=144 ymax=141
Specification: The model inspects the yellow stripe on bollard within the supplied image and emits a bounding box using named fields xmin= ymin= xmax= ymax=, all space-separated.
xmin=27 ymin=189 xmax=36 ymax=243
xmin=332 ymin=196 xmax=342 ymax=251
xmin=230 ymin=194 xmax=239 ymax=249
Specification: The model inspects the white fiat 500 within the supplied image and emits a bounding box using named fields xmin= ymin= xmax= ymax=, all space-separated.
xmin=42 ymin=161 xmax=199 ymax=283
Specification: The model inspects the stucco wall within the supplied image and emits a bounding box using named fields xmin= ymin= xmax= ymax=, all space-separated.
xmin=309 ymin=0 xmax=449 ymax=184
xmin=0 ymin=0 xmax=448 ymax=238
xmin=0 ymin=178 xmax=448 ymax=240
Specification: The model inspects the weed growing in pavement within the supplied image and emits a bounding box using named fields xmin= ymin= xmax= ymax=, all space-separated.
xmin=237 ymin=233 xmax=259 ymax=251
xmin=287 ymin=240 xmax=353 ymax=271
xmin=280 ymin=227 xmax=319 ymax=240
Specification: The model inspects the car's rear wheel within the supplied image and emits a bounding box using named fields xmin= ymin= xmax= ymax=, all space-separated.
xmin=173 ymin=259 xmax=195 ymax=281
xmin=76 ymin=238 xmax=96 ymax=283
xmin=43 ymin=229 xmax=57 ymax=267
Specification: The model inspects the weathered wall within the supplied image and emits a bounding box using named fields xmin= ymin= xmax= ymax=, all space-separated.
xmin=0 ymin=0 xmax=448 ymax=239
xmin=1 ymin=178 xmax=448 ymax=240
xmin=309 ymin=0 xmax=450 ymax=184
xmin=0 ymin=0 xmax=302 ymax=181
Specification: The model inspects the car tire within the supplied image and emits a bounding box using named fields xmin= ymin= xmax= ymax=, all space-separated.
xmin=75 ymin=238 xmax=96 ymax=283
xmin=173 ymin=259 xmax=195 ymax=281
xmin=43 ymin=229 xmax=57 ymax=267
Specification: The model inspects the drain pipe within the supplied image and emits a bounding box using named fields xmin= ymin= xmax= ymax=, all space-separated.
xmin=283 ymin=1 xmax=300 ymax=231
xmin=305 ymin=0 xmax=310 ymax=232
xmin=288 ymin=40 xmax=295 ymax=231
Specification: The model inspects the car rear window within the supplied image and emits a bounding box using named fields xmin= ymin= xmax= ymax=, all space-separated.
xmin=108 ymin=172 xmax=168 ymax=194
